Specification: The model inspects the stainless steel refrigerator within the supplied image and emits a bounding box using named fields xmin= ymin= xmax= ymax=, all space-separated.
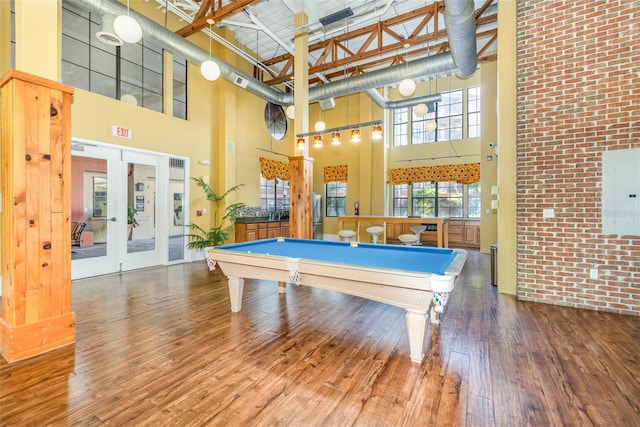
xmin=312 ymin=193 xmax=322 ymax=240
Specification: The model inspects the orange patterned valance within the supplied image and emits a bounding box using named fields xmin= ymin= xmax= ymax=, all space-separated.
xmin=387 ymin=162 xmax=480 ymax=185
xmin=259 ymin=157 xmax=290 ymax=181
xmin=324 ymin=164 xmax=349 ymax=183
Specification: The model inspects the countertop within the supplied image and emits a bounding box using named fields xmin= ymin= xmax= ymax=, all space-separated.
xmin=235 ymin=216 xmax=289 ymax=224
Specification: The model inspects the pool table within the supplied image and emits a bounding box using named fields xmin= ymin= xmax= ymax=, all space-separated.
xmin=206 ymin=238 xmax=467 ymax=363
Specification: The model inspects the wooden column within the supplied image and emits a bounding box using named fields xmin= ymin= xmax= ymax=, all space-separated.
xmin=0 ymin=70 xmax=76 ymax=363
xmin=288 ymin=156 xmax=313 ymax=239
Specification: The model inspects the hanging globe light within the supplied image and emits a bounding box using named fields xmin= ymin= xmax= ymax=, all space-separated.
xmin=200 ymin=60 xmax=221 ymax=81
xmin=414 ymin=103 xmax=428 ymax=117
xmin=398 ymin=78 xmax=416 ymax=97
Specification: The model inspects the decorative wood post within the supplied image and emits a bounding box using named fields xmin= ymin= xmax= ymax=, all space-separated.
xmin=0 ymin=70 xmax=76 ymax=363
xmin=288 ymin=156 xmax=313 ymax=239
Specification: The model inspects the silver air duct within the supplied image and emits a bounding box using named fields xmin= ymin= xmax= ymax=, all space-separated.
xmin=444 ymin=0 xmax=478 ymax=77
xmin=366 ymin=89 xmax=442 ymax=110
xmin=69 ymin=0 xmax=481 ymax=106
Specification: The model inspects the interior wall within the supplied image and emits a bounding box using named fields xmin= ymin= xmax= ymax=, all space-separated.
xmin=515 ymin=0 xmax=640 ymax=315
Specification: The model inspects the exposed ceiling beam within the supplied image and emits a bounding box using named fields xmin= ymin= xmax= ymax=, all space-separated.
xmin=175 ymin=0 xmax=261 ymax=37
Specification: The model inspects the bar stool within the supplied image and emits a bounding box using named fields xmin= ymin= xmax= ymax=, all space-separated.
xmin=410 ymin=225 xmax=427 ymax=245
xmin=398 ymin=234 xmax=419 ymax=245
xmin=366 ymin=225 xmax=384 ymax=244
xmin=338 ymin=229 xmax=356 ymax=242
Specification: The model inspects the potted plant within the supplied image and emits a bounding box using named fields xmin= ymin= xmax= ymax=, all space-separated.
xmin=186 ymin=177 xmax=245 ymax=250
xmin=127 ymin=205 xmax=139 ymax=240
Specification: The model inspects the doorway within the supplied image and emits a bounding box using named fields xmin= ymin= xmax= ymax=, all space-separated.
xmin=71 ymin=140 xmax=189 ymax=279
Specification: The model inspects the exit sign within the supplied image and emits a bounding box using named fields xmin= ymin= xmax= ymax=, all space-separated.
xmin=112 ymin=125 xmax=132 ymax=139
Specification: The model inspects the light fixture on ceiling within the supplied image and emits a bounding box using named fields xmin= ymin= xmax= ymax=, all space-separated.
xmin=426 ymin=120 xmax=438 ymax=132
xmin=296 ymin=137 xmax=305 ymax=151
xmin=350 ymin=128 xmax=361 ymax=143
xmin=398 ymin=43 xmax=416 ymax=97
xmin=313 ymin=134 xmax=323 ymax=148
xmin=331 ymin=132 xmax=341 ymax=145
xmin=414 ymin=103 xmax=428 ymax=117
xmin=314 ymin=120 xmax=326 ymax=132
xmin=201 ymin=19 xmax=221 ymax=81
xmin=113 ymin=0 xmax=142 ymax=44
xmin=371 ymin=124 xmax=383 ymax=140
xmin=285 ymin=105 xmax=295 ymax=120
xmin=398 ymin=78 xmax=416 ymax=97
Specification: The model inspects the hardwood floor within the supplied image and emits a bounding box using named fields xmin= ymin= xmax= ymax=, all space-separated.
xmin=1 ymin=250 xmax=639 ymax=426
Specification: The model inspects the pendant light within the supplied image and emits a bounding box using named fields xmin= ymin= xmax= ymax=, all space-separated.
xmin=371 ymin=125 xmax=383 ymax=140
xmin=113 ymin=0 xmax=142 ymax=44
xmin=331 ymin=132 xmax=341 ymax=145
xmin=398 ymin=44 xmax=415 ymax=97
xmin=350 ymin=128 xmax=361 ymax=143
xmin=313 ymin=134 xmax=323 ymax=148
xmin=200 ymin=19 xmax=221 ymax=81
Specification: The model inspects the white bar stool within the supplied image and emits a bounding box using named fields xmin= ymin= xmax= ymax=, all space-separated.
xmin=410 ymin=225 xmax=427 ymax=245
xmin=366 ymin=225 xmax=384 ymax=244
xmin=338 ymin=229 xmax=356 ymax=242
xmin=398 ymin=234 xmax=419 ymax=245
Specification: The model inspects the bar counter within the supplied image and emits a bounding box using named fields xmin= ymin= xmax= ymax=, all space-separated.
xmin=337 ymin=216 xmax=450 ymax=248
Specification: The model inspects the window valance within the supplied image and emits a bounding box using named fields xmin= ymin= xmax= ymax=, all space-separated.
xmin=323 ymin=164 xmax=349 ymax=183
xmin=259 ymin=157 xmax=290 ymax=181
xmin=387 ymin=162 xmax=480 ymax=185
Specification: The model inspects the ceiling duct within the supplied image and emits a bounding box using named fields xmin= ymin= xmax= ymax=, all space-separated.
xmin=444 ymin=0 xmax=478 ymax=77
xmin=70 ymin=0 xmax=481 ymax=107
xmin=95 ymin=13 xmax=123 ymax=46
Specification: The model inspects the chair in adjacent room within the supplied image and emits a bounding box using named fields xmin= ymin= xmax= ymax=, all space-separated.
xmin=71 ymin=221 xmax=86 ymax=246
xmin=410 ymin=225 xmax=427 ymax=245
xmin=338 ymin=229 xmax=356 ymax=242
xmin=366 ymin=225 xmax=384 ymax=244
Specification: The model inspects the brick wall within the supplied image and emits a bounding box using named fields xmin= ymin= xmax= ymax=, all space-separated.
xmin=515 ymin=0 xmax=640 ymax=315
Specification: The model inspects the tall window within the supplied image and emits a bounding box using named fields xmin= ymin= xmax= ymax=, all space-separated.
xmin=411 ymin=105 xmax=436 ymax=144
xmin=393 ymin=184 xmax=409 ymax=216
xmin=61 ymin=1 xmax=164 ymax=112
xmin=326 ymin=182 xmax=347 ymax=217
xmin=393 ymin=88 xmax=473 ymax=146
xmin=260 ymin=176 xmax=289 ymax=211
xmin=393 ymin=109 xmax=409 ymax=146
xmin=436 ymin=89 xmax=463 ymax=141
xmin=394 ymin=182 xmax=480 ymax=218
xmin=173 ymin=54 xmax=187 ymax=120
xmin=468 ymin=86 xmax=481 ymax=138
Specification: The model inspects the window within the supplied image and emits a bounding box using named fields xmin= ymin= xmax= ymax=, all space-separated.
xmin=393 ymin=109 xmax=409 ymax=146
xmin=468 ymin=86 xmax=481 ymax=138
xmin=393 ymin=184 xmax=409 ymax=216
xmin=436 ymin=90 xmax=463 ymax=142
xmin=326 ymin=182 xmax=347 ymax=217
xmin=393 ymin=181 xmax=480 ymax=218
xmin=393 ymin=88 xmax=473 ymax=146
xmin=173 ymin=54 xmax=187 ymax=119
xmin=411 ymin=105 xmax=436 ymax=145
xmin=467 ymin=182 xmax=481 ymax=218
xmin=412 ymin=182 xmax=436 ymax=216
xmin=260 ymin=176 xmax=289 ymax=211
xmin=61 ymin=1 xmax=165 ymax=113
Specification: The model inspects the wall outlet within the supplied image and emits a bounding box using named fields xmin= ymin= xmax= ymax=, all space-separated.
xmin=590 ymin=268 xmax=598 ymax=279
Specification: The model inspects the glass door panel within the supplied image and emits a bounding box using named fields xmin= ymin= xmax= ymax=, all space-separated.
xmin=120 ymin=151 xmax=163 ymax=271
xmin=71 ymin=143 xmax=120 ymax=279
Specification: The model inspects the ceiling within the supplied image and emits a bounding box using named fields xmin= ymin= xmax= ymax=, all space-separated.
xmin=154 ymin=0 xmax=498 ymax=91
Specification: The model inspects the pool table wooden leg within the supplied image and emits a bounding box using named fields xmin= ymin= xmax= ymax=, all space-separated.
xmin=405 ymin=310 xmax=427 ymax=363
xmin=228 ymin=277 xmax=244 ymax=312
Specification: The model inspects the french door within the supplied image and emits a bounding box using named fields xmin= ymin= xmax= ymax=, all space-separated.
xmin=71 ymin=141 xmax=187 ymax=280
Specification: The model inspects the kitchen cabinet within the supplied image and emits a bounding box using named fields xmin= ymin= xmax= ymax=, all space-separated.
xmin=235 ymin=221 xmax=289 ymax=243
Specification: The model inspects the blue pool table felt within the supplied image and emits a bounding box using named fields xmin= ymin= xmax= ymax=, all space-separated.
xmin=215 ymin=238 xmax=459 ymax=276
